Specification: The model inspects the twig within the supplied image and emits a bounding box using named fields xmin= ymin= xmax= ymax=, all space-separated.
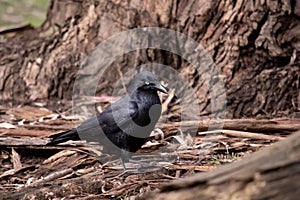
xmin=162 ymin=89 xmax=175 ymax=113
xmin=30 ymin=168 xmax=74 ymax=186
xmin=167 ymin=164 xmax=218 ymax=172
xmin=117 ymin=67 xmax=127 ymax=94
xmin=198 ymin=129 xmax=284 ymax=140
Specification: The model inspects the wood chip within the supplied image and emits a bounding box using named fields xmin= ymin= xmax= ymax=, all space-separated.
xmin=0 ymin=122 xmax=17 ymax=129
xmin=11 ymin=148 xmax=22 ymax=170
xmin=43 ymin=150 xmax=77 ymax=164
xmin=6 ymin=106 xmax=52 ymax=121
xmin=30 ymin=168 xmax=74 ymax=186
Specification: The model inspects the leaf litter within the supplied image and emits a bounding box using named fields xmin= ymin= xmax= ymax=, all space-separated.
xmin=0 ymin=102 xmax=298 ymax=199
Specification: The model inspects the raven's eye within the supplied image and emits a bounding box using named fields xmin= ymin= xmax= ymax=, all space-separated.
xmin=145 ymin=81 xmax=150 ymax=85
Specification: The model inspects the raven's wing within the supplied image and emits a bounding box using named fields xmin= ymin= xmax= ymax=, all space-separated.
xmin=75 ymin=95 xmax=140 ymax=145
xmin=48 ymin=95 xmax=139 ymax=145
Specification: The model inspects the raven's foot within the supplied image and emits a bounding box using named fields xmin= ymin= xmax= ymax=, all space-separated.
xmin=128 ymin=158 xmax=157 ymax=169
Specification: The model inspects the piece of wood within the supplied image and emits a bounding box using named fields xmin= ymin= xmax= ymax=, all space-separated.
xmin=11 ymin=148 xmax=22 ymax=170
xmin=198 ymin=129 xmax=284 ymax=140
xmin=158 ymin=118 xmax=300 ymax=135
xmin=140 ymin=132 xmax=300 ymax=200
xmin=1 ymin=118 xmax=297 ymax=140
xmin=0 ymin=119 xmax=296 ymax=147
xmin=0 ymin=136 xmax=48 ymax=146
xmin=30 ymin=168 xmax=74 ymax=187
xmin=0 ymin=128 xmax=55 ymax=137
xmin=6 ymin=106 xmax=53 ymax=121
xmin=166 ymin=164 xmax=218 ymax=172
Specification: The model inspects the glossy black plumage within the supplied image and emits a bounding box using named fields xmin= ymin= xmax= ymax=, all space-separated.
xmin=48 ymin=71 xmax=167 ymax=156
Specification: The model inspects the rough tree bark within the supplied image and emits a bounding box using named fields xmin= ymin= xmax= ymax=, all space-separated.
xmin=0 ymin=0 xmax=299 ymax=118
xmin=139 ymin=132 xmax=300 ymax=200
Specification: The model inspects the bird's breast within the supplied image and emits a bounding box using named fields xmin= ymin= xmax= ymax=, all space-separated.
xmin=134 ymin=93 xmax=161 ymax=126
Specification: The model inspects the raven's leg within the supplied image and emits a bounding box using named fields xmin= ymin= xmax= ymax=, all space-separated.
xmin=128 ymin=158 xmax=157 ymax=168
xmin=120 ymin=149 xmax=156 ymax=169
xmin=120 ymin=149 xmax=130 ymax=170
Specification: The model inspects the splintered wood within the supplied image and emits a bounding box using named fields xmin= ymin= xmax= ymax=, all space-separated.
xmin=0 ymin=105 xmax=299 ymax=199
xmin=140 ymin=132 xmax=300 ymax=200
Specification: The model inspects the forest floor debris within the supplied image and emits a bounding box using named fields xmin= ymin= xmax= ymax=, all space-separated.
xmin=0 ymin=105 xmax=298 ymax=199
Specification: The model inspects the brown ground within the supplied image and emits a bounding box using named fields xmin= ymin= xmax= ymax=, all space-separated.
xmin=0 ymin=102 xmax=296 ymax=200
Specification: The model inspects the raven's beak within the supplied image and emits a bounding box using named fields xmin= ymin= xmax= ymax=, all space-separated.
xmin=155 ymin=83 xmax=168 ymax=94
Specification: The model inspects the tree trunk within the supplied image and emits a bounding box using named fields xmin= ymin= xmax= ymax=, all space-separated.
xmin=0 ymin=0 xmax=299 ymax=119
xmin=139 ymin=132 xmax=300 ymax=200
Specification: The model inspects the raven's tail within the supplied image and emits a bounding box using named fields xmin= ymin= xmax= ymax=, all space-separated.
xmin=47 ymin=129 xmax=80 ymax=145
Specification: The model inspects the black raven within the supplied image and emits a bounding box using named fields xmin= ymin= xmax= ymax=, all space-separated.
xmin=48 ymin=71 xmax=167 ymax=162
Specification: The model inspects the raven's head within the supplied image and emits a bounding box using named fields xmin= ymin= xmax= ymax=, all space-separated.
xmin=129 ymin=71 xmax=167 ymax=94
